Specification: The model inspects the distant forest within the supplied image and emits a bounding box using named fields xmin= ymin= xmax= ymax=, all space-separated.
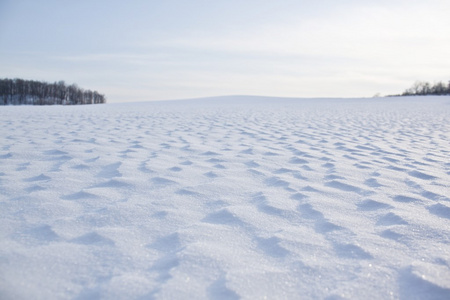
xmin=0 ymin=78 xmax=106 ymax=105
xmin=399 ymin=80 xmax=450 ymax=96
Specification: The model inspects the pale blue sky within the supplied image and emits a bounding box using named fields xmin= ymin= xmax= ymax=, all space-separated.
xmin=1 ymin=0 xmax=449 ymax=102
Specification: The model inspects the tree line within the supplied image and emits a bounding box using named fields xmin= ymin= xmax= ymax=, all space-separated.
xmin=0 ymin=78 xmax=106 ymax=105
xmin=400 ymin=80 xmax=450 ymax=96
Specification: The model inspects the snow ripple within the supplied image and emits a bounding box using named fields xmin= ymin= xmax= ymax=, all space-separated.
xmin=0 ymin=96 xmax=449 ymax=299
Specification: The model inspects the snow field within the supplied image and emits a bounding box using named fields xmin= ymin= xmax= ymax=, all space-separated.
xmin=0 ymin=96 xmax=450 ymax=299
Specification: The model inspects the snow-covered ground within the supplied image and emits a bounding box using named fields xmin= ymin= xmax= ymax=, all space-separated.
xmin=1 ymin=96 xmax=450 ymax=299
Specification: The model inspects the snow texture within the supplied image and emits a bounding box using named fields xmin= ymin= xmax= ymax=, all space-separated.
xmin=1 ymin=96 xmax=450 ymax=299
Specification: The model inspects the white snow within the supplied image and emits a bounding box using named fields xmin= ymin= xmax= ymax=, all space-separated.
xmin=1 ymin=96 xmax=449 ymax=299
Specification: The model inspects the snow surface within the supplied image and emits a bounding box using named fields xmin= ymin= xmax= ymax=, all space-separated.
xmin=1 ymin=96 xmax=450 ymax=299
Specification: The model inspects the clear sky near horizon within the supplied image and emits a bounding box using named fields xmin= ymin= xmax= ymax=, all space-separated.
xmin=1 ymin=0 xmax=449 ymax=103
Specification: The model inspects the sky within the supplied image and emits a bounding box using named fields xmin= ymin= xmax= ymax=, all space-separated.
xmin=1 ymin=0 xmax=449 ymax=103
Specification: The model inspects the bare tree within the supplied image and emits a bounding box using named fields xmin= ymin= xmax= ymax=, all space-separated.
xmin=401 ymin=80 xmax=450 ymax=96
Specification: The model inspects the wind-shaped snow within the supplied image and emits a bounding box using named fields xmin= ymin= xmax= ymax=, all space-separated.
xmin=0 ymin=96 xmax=449 ymax=299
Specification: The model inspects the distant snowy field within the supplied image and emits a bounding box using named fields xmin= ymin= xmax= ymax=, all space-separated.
xmin=1 ymin=96 xmax=450 ymax=299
